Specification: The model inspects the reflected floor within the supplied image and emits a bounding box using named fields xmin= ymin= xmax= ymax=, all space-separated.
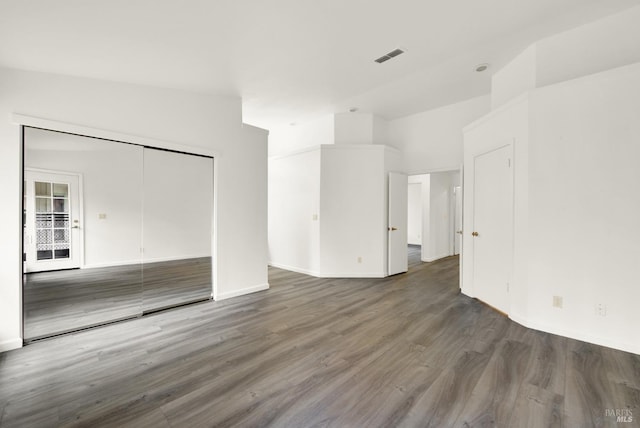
xmin=23 ymin=257 xmax=212 ymax=340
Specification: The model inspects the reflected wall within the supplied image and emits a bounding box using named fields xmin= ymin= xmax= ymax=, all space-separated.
xmin=22 ymin=127 xmax=213 ymax=340
xmin=142 ymin=148 xmax=213 ymax=312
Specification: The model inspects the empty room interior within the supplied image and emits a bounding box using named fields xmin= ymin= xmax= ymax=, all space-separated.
xmin=1 ymin=1 xmax=640 ymax=427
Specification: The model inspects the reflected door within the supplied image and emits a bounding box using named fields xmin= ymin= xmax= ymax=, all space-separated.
xmin=24 ymin=170 xmax=81 ymax=272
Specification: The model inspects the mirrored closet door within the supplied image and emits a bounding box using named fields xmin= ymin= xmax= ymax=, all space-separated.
xmin=141 ymin=148 xmax=213 ymax=312
xmin=23 ymin=128 xmax=144 ymax=340
xmin=22 ymin=127 xmax=213 ymax=341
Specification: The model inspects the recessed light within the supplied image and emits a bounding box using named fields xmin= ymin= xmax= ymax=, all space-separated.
xmin=475 ymin=63 xmax=489 ymax=72
xmin=289 ymin=122 xmax=296 ymax=126
xmin=349 ymin=107 xmax=358 ymax=113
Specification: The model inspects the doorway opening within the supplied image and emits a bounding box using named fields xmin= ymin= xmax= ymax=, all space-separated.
xmin=407 ymin=170 xmax=461 ymax=266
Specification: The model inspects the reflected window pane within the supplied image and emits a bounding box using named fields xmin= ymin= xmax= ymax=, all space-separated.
xmin=37 ymin=249 xmax=53 ymax=260
xmin=53 ymin=229 xmax=69 ymax=243
xmin=36 ymin=197 xmax=51 ymax=213
xmin=53 ymin=198 xmax=68 ymax=213
xmin=53 ymin=214 xmax=69 ymax=228
xmin=36 ymin=213 xmax=52 ymax=228
xmin=52 ymin=183 xmax=69 ymax=198
xmin=36 ymin=229 xmax=52 ymax=246
xmin=54 ymin=249 xmax=70 ymax=259
xmin=35 ymin=182 xmax=51 ymax=197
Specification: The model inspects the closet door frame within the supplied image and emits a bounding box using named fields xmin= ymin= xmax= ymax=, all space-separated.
xmin=16 ymin=114 xmax=218 ymax=342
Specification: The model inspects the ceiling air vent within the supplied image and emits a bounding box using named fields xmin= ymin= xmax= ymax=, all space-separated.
xmin=375 ymin=48 xmax=405 ymax=64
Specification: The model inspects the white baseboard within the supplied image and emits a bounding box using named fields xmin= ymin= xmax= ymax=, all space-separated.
xmin=0 ymin=338 xmax=23 ymax=353
xmin=83 ymin=255 xmax=211 ymax=269
xmin=510 ymin=314 xmax=640 ymax=356
xmin=268 ymin=263 xmax=387 ymax=279
xmin=422 ymin=252 xmax=450 ymax=263
xmin=268 ymin=262 xmax=321 ymax=277
xmin=83 ymin=259 xmax=142 ymax=269
xmin=214 ymin=283 xmax=269 ymax=301
xmin=320 ymin=272 xmax=387 ymax=278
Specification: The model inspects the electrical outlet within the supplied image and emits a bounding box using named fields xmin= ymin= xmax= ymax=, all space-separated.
xmin=357 ymin=257 xmax=362 ymax=263
xmin=553 ymin=295 xmax=563 ymax=308
xmin=596 ymin=303 xmax=607 ymax=317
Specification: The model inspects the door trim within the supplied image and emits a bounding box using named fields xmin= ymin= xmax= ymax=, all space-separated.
xmin=24 ymin=168 xmax=85 ymax=272
xmin=469 ymin=142 xmax=514 ymax=314
xmin=462 ymin=139 xmax=515 ymax=303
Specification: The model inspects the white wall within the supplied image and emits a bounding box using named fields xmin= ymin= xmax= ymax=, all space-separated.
xmin=142 ymin=148 xmax=213 ymax=263
xmin=268 ymin=115 xmax=334 ymax=156
xmin=426 ymin=172 xmax=453 ymax=262
xmin=0 ymin=67 xmax=268 ymax=352
xmin=407 ymin=183 xmax=422 ymax=245
xmin=526 ymin=62 xmax=640 ymax=354
xmin=268 ymin=148 xmax=321 ymax=275
xmin=491 ymin=45 xmax=537 ymax=109
xmin=372 ymin=115 xmax=389 ymax=146
xmin=334 ymin=112 xmax=374 ymax=145
xmin=388 ymin=95 xmax=490 ymax=174
xmin=492 ymin=5 xmax=640 ymax=110
xmin=319 ymin=145 xmax=387 ymax=277
xmin=536 ymin=5 xmax=640 ymax=89
xmin=464 ymin=63 xmax=640 ymax=355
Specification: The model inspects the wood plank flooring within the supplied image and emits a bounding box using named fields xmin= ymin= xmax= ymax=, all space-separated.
xmin=2 ymin=247 xmax=639 ymax=427
xmin=23 ymin=257 xmax=212 ymax=340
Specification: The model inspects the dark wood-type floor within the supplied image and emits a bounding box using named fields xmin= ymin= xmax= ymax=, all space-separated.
xmin=2 ymin=247 xmax=639 ymax=427
xmin=23 ymin=257 xmax=212 ymax=340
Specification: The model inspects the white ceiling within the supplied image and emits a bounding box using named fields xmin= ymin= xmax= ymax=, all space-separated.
xmin=1 ymin=0 xmax=639 ymax=130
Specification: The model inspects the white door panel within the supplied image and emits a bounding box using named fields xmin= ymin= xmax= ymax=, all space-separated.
xmin=472 ymin=145 xmax=512 ymax=313
xmin=388 ymin=172 xmax=408 ymax=276
xmin=25 ymin=170 xmax=82 ymax=272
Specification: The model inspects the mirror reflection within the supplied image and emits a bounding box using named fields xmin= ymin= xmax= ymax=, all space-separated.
xmin=23 ymin=127 xmax=213 ymax=340
xmin=142 ymin=148 xmax=213 ymax=312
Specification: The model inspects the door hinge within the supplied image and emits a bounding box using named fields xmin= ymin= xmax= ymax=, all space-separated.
xmin=508 ymin=158 xmax=511 ymax=167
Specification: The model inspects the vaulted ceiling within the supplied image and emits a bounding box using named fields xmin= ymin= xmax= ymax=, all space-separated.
xmin=1 ymin=0 xmax=638 ymax=129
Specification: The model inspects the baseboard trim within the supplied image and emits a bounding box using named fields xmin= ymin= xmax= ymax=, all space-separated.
xmin=320 ymin=272 xmax=386 ymax=278
xmin=0 ymin=338 xmax=23 ymax=353
xmin=83 ymin=255 xmax=210 ymax=270
xmin=214 ymin=283 xmax=269 ymax=301
xmin=510 ymin=313 xmax=640 ymax=356
xmin=422 ymin=253 xmax=450 ymax=263
xmin=268 ymin=262 xmax=321 ymax=277
xmin=268 ymin=263 xmax=387 ymax=279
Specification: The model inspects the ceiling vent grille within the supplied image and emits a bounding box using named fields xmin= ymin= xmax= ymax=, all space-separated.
xmin=375 ymin=48 xmax=405 ymax=64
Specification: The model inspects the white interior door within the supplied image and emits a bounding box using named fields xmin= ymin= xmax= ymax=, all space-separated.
xmin=388 ymin=172 xmax=408 ymax=276
xmin=472 ymin=145 xmax=512 ymax=314
xmin=454 ymin=186 xmax=462 ymax=255
xmin=25 ymin=170 xmax=82 ymax=272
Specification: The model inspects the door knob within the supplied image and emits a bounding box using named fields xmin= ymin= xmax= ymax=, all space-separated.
xmin=472 ymin=231 xmax=479 ymax=237
xmin=388 ymin=227 xmax=398 ymax=231
xmin=72 ymin=225 xmax=80 ymax=229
